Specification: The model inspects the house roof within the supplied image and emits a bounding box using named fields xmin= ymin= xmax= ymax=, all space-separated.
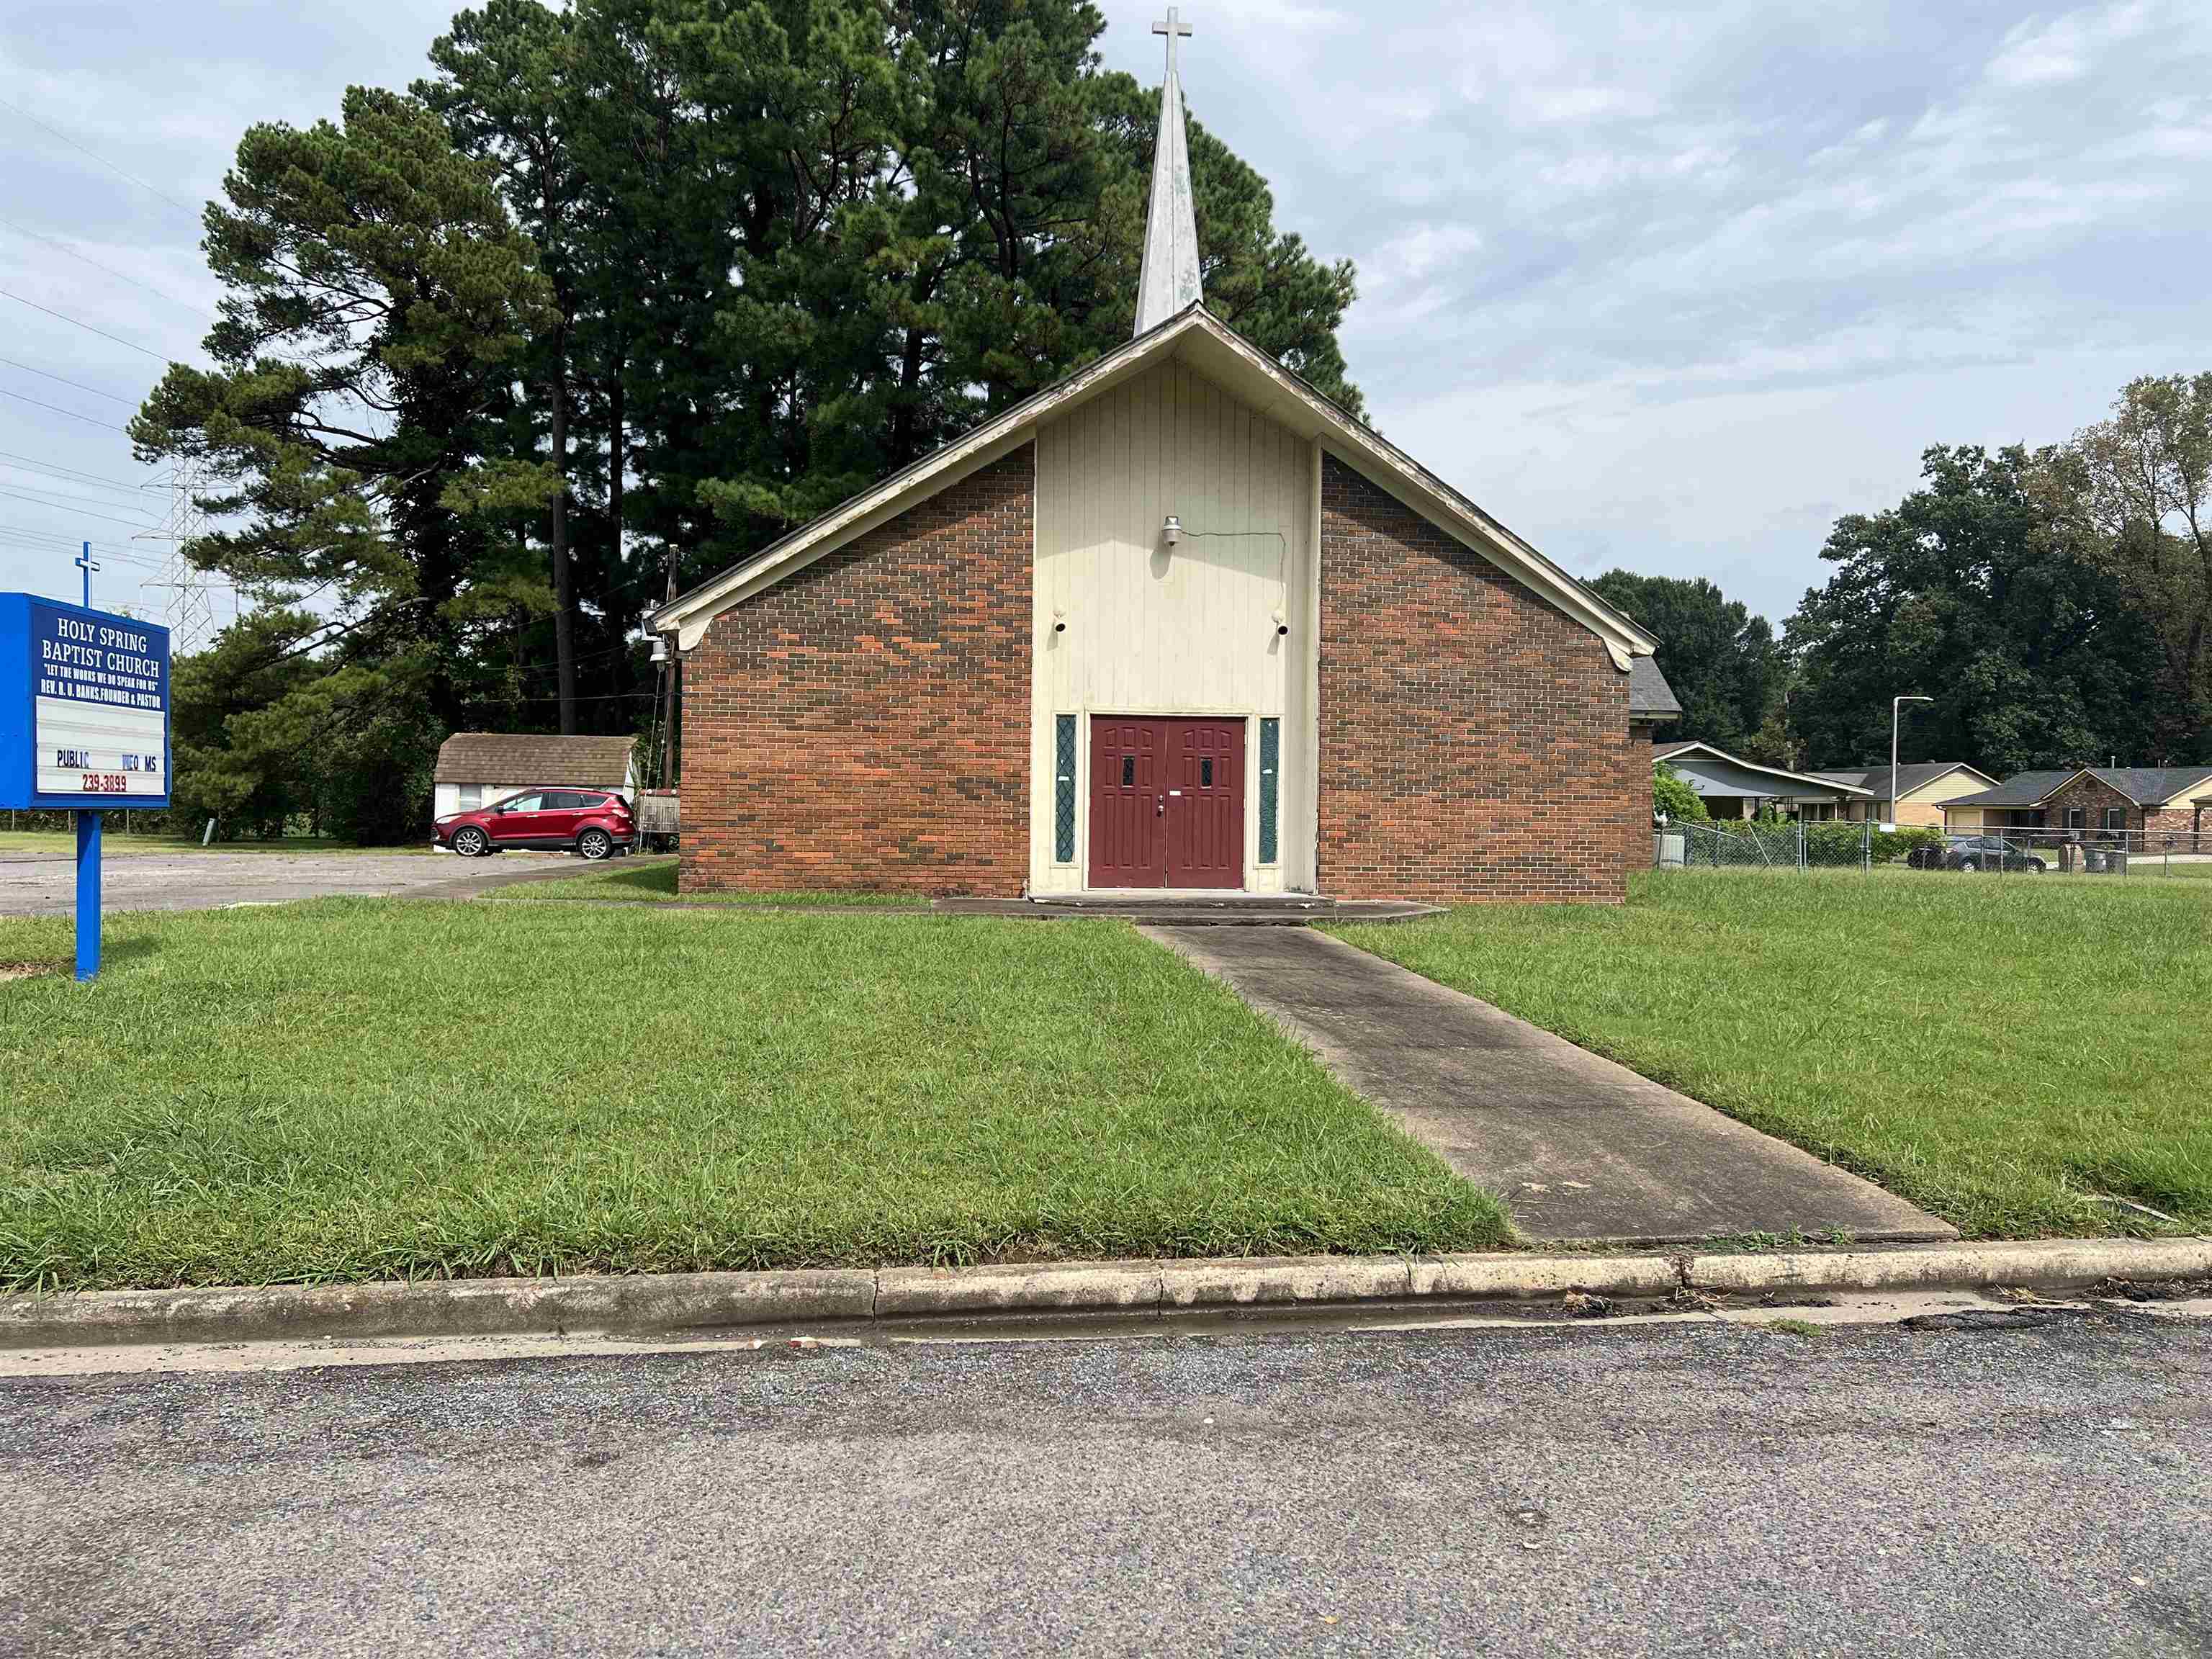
xmin=1651 ymin=740 xmax=1874 ymax=796
xmin=1944 ymin=765 xmax=2212 ymax=811
xmin=1807 ymin=762 xmax=1998 ymax=802
xmin=433 ymin=732 xmax=635 ymax=788
xmin=1628 ymin=657 xmax=1681 ymax=721
xmin=648 ymin=305 xmax=1660 ymax=668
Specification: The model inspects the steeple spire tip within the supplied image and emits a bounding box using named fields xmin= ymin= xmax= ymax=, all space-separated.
xmin=1134 ymin=8 xmax=1202 ymax=336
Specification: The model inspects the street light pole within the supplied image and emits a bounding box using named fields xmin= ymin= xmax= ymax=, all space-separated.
xmin=1891 ymin=695 xmax=1933 ymax=827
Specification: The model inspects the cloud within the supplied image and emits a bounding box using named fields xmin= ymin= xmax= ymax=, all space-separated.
xmin=5 ymin=0 xmax=2212 ymax=631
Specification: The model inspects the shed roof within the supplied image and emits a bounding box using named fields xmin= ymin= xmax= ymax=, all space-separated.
xmin=1628 ymin=657 xmax=1681 ymax=721
xmin=433 ymin=732 xmax=635 ymax=788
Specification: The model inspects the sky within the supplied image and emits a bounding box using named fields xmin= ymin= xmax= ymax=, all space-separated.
xmin=2 ymin=0 xmax=2209 ymax=629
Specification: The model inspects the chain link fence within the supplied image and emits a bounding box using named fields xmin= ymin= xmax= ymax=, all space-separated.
xmin=1654 ymin=820 xmax=2206 ymax=878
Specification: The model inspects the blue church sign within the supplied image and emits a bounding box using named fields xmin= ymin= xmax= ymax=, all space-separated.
xmin=0 ymin=594 xmax=172 ymax=979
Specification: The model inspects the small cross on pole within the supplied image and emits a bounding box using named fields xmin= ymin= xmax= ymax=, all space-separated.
xmin=76 ymin=541 xmax=99 ymax=608
xmin=1153 ymin=7 xmax=1192 ymax=77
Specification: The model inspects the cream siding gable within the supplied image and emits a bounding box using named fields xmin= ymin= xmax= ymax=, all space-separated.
xmin=649 ymin=309 xmax=1658 ymax=668
xmin=1896 ymin=766 xmax=2000 ymax=806
xmin=1028 ymin=359 xmax=1314 ymax=894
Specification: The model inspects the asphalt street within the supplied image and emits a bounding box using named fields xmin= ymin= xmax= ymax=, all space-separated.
xmin=1 ymin=1307 xmax=2204 ymax=1658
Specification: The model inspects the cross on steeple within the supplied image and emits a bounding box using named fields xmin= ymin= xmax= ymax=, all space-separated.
xmin=1153 ymin=9 xmax=1192 ymax=78
xmin=1134 ymin=7 xmax=1202 ymax=335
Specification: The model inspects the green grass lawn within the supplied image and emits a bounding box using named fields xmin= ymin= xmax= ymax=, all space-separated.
xmin=0 ymin=902 xmax=1504 ymax=1290
xmin=1331 ymin=869 xmax=2212 ymax=1240
xmin=498 ymin=859 xmax=927 ymax=907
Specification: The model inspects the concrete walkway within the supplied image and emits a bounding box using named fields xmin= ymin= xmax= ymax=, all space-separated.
xmin=1147 ymin=926 xmax=1955 ymax=1246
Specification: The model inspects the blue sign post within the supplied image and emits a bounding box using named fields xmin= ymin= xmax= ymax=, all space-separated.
xmin=0 ymin=594 xmax=172 ymax=981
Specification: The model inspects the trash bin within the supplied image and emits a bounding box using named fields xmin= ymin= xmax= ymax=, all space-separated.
xmin=1655 ymin=832 xmax=1685 ymax=871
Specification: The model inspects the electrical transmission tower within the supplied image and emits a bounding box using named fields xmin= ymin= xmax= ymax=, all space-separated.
xmin=136 ymin=459 xmax=223 ymax=651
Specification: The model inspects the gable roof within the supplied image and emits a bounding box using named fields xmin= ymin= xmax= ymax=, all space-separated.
xmin=1808 ymin=762 xmax=1999 ymax=801
xmin=1628 ymin=657 xmax=1681 ymax=721
xmin=433 ymin=732 xmax=635 ymax=789
xmin=2104 ymin=765 xmax=2212 ymax=806
xmin=647 ymin=305 xmax=1658 ymax=667
xmin=1944 ymin=765 xmax=2212 ymax=811
xmin=1652 ymin=740 xmax=1874 ymax=796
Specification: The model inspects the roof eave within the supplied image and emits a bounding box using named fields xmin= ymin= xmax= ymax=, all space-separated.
xmin=649 ymin=306 xmax=1658 ymax=666
xmin=1653 ymin=741 xmax=1875 ymax=795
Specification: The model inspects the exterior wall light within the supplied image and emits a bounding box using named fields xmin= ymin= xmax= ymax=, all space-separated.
xmin=1161 ymin=515 xmax=1183 ymax=547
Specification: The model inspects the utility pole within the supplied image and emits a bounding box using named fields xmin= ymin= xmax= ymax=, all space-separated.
xmin=656 ymin=548 xmax=680 ymax=788
xmin=1890 ymin=696 xmax=1933 ymax=827
xmin=137 ymin=460 xmax=221 ymax=652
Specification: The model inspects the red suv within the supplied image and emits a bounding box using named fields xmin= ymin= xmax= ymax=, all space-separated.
xmin=436 ymin=788 xmax=636 ymax=860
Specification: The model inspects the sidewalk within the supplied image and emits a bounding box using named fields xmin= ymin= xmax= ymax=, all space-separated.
xmin=1146 ymin=926 xmax=1955 ymax=1245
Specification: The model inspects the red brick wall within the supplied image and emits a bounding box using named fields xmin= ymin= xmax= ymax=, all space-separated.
xmin=1317 ymin=457 xmax=1636 ymax=903
xmin=2039 ymin=773 xmax=2137 ymax=838
xmin=678 ymin=446 xmax=1033 ymax=896
xmin=2143 ymin=804 xmax=2205 ymax=849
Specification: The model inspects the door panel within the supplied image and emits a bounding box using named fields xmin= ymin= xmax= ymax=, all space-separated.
xmin=538 ymin=791 xmax=589 ymax=844
xmin=1165 ymin=721 xmax=1244 ymax=889
xmin=487 ymin=793 xmax=545 ymax=845
xmin=1088 ymin=719 xmax=1165 ymax=888
xmin=1088 ymin=717 xmax=1246 ymax=890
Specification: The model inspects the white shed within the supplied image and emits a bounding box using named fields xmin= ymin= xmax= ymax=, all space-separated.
xmin=431 ymin=732 xmax=638 ymax=818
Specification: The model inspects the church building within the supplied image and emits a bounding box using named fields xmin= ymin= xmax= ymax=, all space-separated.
xmin=652 ymin=14 xmax=1673 ymax=904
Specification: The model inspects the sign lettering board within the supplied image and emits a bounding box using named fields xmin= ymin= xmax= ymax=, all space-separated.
xmin=0 ymin=594 xmax=171 ymax=810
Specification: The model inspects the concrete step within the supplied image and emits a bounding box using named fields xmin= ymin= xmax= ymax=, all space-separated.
xmin=931 ymin=896 xmax=1442 ymax=926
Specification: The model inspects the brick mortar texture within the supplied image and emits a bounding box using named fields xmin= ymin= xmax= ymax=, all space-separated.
xmin=1316 ymin=457 xmax=1637 ymax=903
xmin=678 ymin=445 xmax=1033 ymax=896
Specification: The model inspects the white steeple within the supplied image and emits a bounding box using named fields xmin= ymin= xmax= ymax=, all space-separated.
xmin=1133 ymin=8 xmax=1202 ymax=336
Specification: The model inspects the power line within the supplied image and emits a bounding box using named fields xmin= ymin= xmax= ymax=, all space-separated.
xmin=0 ymin=457 xmax=158 ymax=498
xmin=0 ymin=479 xmax=158 ymax=518
xmin=0 ymin=464 xmax=153 ymax=504
xmin=0 ymin=356 xmax=138 ymax=406
xmin=0 ymin=448 xmax=158 ymax=492
xmin=0 ymin=385 xmax=128 ymax=431
xmin=0 ymin=217 xmax=212 ymax=323
xmin=0 ymin=538 xmax=180 ymax=576
xmin=0 ymin=94 xmax=202 ymax=222
xmin=0 ymin=521 xmax=145 ymax=552
xmin=0 ymin=545 xmax=168 ymax=574
xmin=0 ymin=486 xmax=158 ymax=529
xmin=0 ymin=287 xmax=176 ymax=362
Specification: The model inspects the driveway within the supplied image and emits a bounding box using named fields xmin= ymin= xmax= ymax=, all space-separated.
xmin=0 ymin=848 xmax=580 ymax=917
xmin=1148 ymin=925 xmax=1955 ymax=1245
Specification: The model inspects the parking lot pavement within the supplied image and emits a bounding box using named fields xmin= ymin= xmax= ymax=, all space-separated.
xmin=0 ymin=849 xmax=577 ymax=917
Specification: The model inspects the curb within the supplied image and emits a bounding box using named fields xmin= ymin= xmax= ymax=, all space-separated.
xmin=1 ymin=1238 xmax=2205 ymax=1351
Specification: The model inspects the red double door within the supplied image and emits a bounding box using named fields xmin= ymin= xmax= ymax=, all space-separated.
xmin=1088 ymin=716 xmax=1245 ymax=889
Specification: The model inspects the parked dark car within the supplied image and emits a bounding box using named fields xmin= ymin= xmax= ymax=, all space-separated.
xmin=435 ymin=788 xmax=635 ymax=860
xmin=1910 ymin=834 xmax=2046 ymax=873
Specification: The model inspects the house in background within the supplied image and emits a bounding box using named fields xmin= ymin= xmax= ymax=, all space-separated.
xmin=1805 ymin=763 xmax=2000 ymax=827
xmin=432 ymin=733 xmax=638 ymax=819
xmin=1942 ymin=766 xmax=2212 ymax=849
xmin=1652 ymin=741 xmax=1874 ymax=821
